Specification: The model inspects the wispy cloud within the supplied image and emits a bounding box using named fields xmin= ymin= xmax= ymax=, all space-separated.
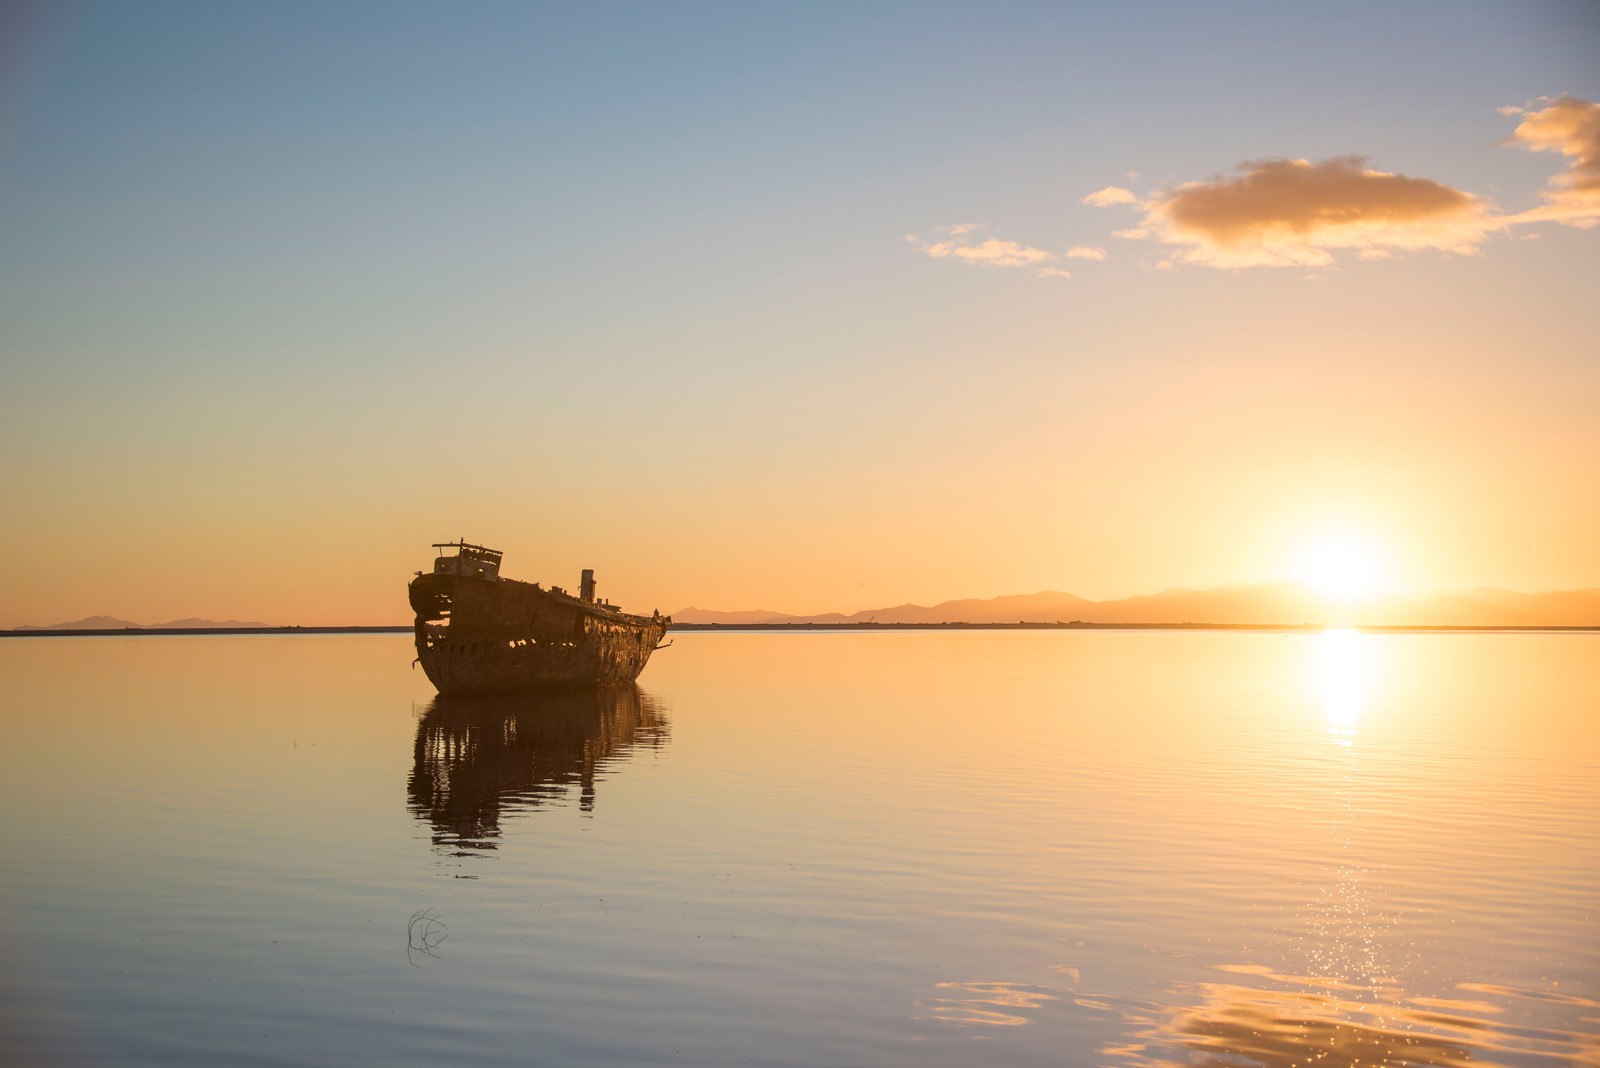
xmin=1035 ymin=267 xmax=1073 ymax=280
xmin=1066 ymin=246 xmax=1108 ymax=260
xmin=1503 ymin=95 xmax=1600 ymax=228
xmin=1084 ymin=96 xmax=1600 ymax=269
xmin=921 ymin=237 xmax=1053 ymax=267
xmin=1082 ymin=186 xmax=1139 ymax=207
xmin=914 ymin=224 xmax=1060 ymax=274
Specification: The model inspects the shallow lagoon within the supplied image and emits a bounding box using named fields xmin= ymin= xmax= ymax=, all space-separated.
xmin=1 ymin=630 xmax=1595 ymax=1066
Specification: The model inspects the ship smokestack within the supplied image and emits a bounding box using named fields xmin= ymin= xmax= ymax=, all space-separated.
xmin=580 ymin=569 xmax=596 ymax=603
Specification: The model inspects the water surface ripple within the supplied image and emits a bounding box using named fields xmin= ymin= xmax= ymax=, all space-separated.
xmin=0 ymin=630 xmax=1594 ymax=1066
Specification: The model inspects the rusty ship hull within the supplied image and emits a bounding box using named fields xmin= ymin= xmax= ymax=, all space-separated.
xmin=409 ymin=543 xmax=668 ymax=695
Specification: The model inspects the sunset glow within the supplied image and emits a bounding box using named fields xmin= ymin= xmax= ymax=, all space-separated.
xmin=1 ymin=8 xmax=1596 ymax=1067
xmin=0 ymin=5 xmax=1595 ymax=628
xmin=1293 ymin=536 xmax=1386 ymax=601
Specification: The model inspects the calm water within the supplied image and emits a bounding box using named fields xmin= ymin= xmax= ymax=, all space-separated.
xmin=1 ymin=630 xmax=1595 ymax=1067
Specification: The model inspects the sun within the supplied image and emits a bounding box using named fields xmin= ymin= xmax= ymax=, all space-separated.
xmin=1293 ymin=534 xmax=1384 ymax=600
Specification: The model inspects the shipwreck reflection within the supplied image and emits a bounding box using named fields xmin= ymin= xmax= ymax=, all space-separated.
xmin=408 ymin=685 xmax=669 ymax=856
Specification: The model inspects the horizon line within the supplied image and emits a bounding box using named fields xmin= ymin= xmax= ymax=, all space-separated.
xmin=5 ymin=622 xmax=1600 ymax=640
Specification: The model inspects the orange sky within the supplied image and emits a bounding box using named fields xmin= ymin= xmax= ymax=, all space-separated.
xmin=1 ymin=6 xmax=1596 ymax=626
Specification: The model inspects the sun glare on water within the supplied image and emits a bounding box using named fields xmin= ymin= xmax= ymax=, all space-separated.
xmin=1293 ymin=535 xmax=1385 ymax=601
xmin=1316 ymin=627 xmax=1371 ymax=741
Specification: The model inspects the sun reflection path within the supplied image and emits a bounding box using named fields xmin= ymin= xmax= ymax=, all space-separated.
xmin=1306 ymin=628 xmax=1390 ymax=989
xmin=1074 ymin=629 xmax=1600 ymax=1068
xmin=1316 ymin=628 xmax=1372 ymax=743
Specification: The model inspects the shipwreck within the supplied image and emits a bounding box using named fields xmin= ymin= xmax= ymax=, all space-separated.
xmin=409 ymin=540 xmax=670 ymax=694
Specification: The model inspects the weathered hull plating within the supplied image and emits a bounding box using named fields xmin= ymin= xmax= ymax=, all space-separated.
xmin=409 ymin=571 xmax=668 ymax=694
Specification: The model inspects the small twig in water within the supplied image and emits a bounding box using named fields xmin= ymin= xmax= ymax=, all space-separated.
xmin=407 ymin=908 xmax=448 ymax=967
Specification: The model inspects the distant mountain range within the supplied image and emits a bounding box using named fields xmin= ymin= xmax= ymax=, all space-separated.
xmin=674 ymin=582 xmax=1600 ymax=627
xmin=15 ymin=616 xmax=274 ymax=631
xmin=14 ymin=583 xmax=1599 ymax=631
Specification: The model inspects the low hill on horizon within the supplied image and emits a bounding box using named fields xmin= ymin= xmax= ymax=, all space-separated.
xmin=674 ymin=583 xmax=1600 ymax=627
xmin=16 ymin=616 xmax=275 ymax=631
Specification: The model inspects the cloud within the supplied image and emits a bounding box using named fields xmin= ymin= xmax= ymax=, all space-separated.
xmin=914 ymin=224 xmax=1060 ymax=273
xmin=921 ymin=237 xmax=1053 ymax=267
xmin=1083 ymin=186 xmax=1139 ymax=207
xmin=1504 ymin=95 xmax=1600 ymax=227
xmin=922 ymin=99 xmax=1599 ymax=276
xmin=1102 ymin=96 xmax=1600 ymax=269
xmin=1138 ymin=155 xmax=1495 ymax=268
